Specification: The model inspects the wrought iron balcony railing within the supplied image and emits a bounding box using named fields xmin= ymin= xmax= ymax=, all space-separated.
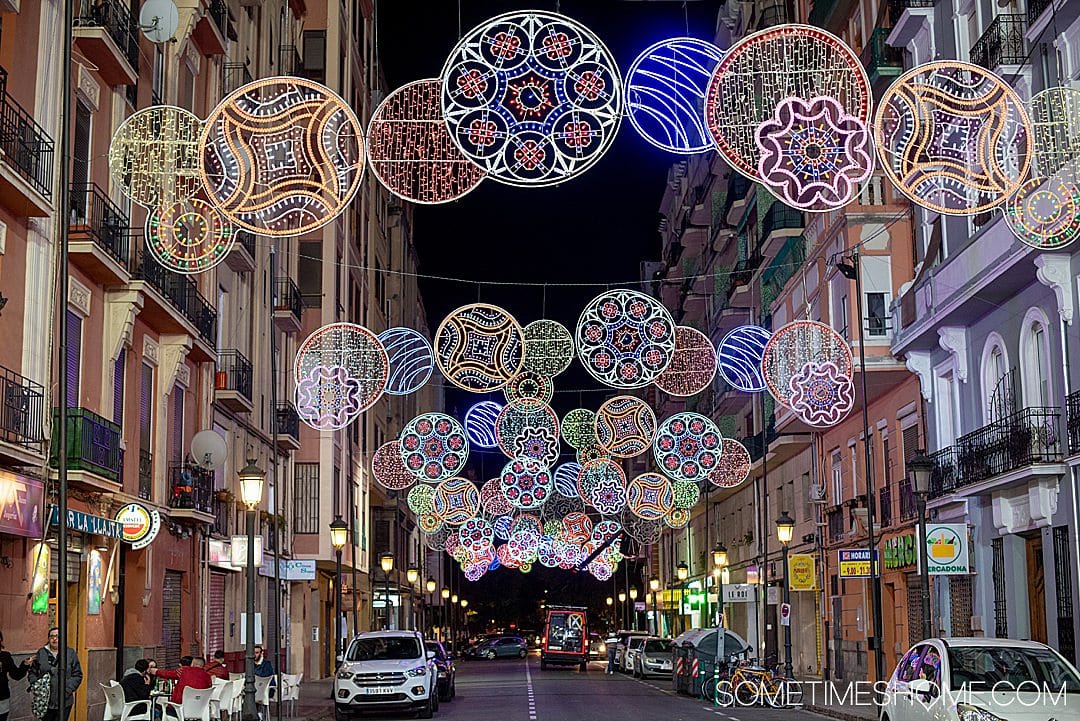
xmin=168 ymin=463 xmax=214 ymax=514
xmin=132 ymin=244 xmax=217 ymax=346
xmin=212 ymin=496 xmax=230 ymax=536
xmin=879 ymin=485 xmax=893 ymax=528
xmin=273 ymin=277 xmax=303 ymax=321
xmin=761 ymin=201 xmax=803 ymax=239
xmin=888 ymin=0 xmax=936 ymax=26
xmin=1028 ymin=0 xmax=1051 ymax=25
xmin=827 ymin=507 xmax=846 ymax=544
xmin=970 ymin=14 xmax=1027 ymax=70
xmin=74 ymin=0 xmax=140 ymax=70
xmin=50 ymin=407 xmax=122 ymax=482
xmin=138 ymin=448 xmax=152 ymax=500
xmin=860 ymin=27 xmax=904 ymax=79
xmin=276 ymin=402 xmax=301 ymax=443
xmin=222 ymin=62 xmax=253 ymax=95
xmin=278 ymin=44 xmax=303 ymax=76
xmin=215 ymin=349 xmax=253 ymax=401
xmin=1067 ymin=390 xmax=1080 ymax=455
xmin=0 ymin=66 xmax=55 ymax=200
xmin=70 ymin=182 xmax=131 ymax=270
xmin=899 ymin=477 xmax=918 ymax=521
xmin=208 ymin=0 xmax=228 ymax=38
xmin=0 ymin=365 xmax=44 ymax=450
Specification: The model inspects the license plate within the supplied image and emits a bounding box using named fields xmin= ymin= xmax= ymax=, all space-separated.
xmin=363 ymin=687 xmax=396 ymax=695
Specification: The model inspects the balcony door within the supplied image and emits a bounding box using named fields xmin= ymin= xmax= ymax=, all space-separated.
xmin=71 ymin=99 xmax=91 ymax=220
xmin=1026 ymin=535 xmax=1048 ymax=644
xmin=1021 ymin=314 xmax=1052 ymax=409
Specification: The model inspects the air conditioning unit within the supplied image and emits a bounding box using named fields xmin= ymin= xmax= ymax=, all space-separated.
xmin=808 ymin=483 xmax=826 ymax=503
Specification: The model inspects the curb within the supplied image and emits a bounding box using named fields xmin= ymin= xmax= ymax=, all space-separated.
xmin=806 ymin=705 xmax=878 ymax=721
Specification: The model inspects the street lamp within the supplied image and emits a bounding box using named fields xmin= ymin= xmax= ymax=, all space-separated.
xmin=425 ymin=577 xmax=437 ymax=636
xmin=426 ymin=577 xmax=437 ymax=594
xmin=676 ymin=562 xmax=689 ymax=636
xmin=776 ymin=511 xmax=795 ymax=678
xmin=629 ymin=587 xmax=638 ymax=631
xmin=618 ymin=591 xmax=627 ymax=630
xmin=379 ymin=552 xmax=394 ymax=630
xmin=649 ymin=576 xmax=660 ymax=635
xmin=713 ymin=543 xmax=728 ymax=629
xmin=329 ymin=516 xmax=349 ymax=668
xmin=908 ymin=450 xmax=935 ymax=639
xmin=238 ymin=459 xmax=265 ymax=721
xmin=405 ymin=566 xmax=419 ymax=630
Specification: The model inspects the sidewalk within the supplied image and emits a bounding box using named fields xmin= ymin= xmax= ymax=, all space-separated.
xmin=273 ymin=676 xmax=334 ymax=719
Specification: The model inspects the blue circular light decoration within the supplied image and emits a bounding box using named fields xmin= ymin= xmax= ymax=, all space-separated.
xmin=493 ymin=515 xmax=514 ymax=541
xmin=464 ymin=400 xmax=503 ymax=448
xmin=554 ymin=462 xmax=583 ymax=497
xmin=716 ymin=325 xmax=771 ymax=392
xmin=625 ymin=37 xmax=725 ymax=154
xmin=378 ymin=327 xmax=434 ymax=396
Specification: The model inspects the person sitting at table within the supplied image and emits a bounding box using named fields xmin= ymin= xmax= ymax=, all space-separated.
xmin=205 ymin=651 xmax=228 ymax=680
xmin=119 ymin=659 xmax=151 ymax=702
xmin=150 ymin=656 xmax=212 ymax=704
xmin=253 ymin=646 xmax=273 ymax=678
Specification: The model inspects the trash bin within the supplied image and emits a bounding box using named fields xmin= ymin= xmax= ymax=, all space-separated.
xmin=673 ymin=628 xmax=751 ymax=698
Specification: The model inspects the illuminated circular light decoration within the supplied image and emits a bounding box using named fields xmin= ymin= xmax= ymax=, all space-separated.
xmin=495 ymin=399 xmax=561 ymax=467
xmin=200 ymin=77 xmax=364 ymax=236
xmin=577 ymin=458 xmax=627 ymax=515
xmin=561 ymin=408 xmax=596 ymax=449
xmin=419 ymin=513 xmax=443 ymax=534
xmin=433 ymin=477 xmax=480 ymax=526
xmin=621 ymin=509 xmax=663 ymax=544
xmin=653 ymin=412 xmax=722 ymax=482
xmin=789 ymin=360 xmax=855 ymax=427
xmin=109 ymin=105 xmax=203 ymax=209
xmin=424 ymin=525 xmax=452 ymax=551
xmin=561 ymin=511 xmax=593 ymax=544
xmin=626 ymin=472 xmax=674 ymax=520
xmin=145 ymin=198 xmax=235 ymax=273
xmin=510 ymin=513 xmax=543 ymax=539
xmin=1004 ymin=170 xmax=1080 ymax=250
xmin=493 ymin=515 xmax=514 ymax=540
xmin=522 ymin=320 xmax=574 ymax=377
xmin=435 ymin=303 xmax=525 ymax=392
xmin=874 ymin=60 xmax=1031 ymax=216
xmin=399 ymin=412 xmax=469 ymax=482
xmin=755 ymin=96 xmax=873 ymax=212
xmin=576 ymin=442 xmax=610 ymax=465
xmin=671 ymin=480 xmax=699 ymax=509
xmin=407 ymin=484 xmax=436 ymax=515
xmin=464 ymin=400 xmax=504 ymax=448
xmin=762 ymin=320 xmax=852 ymax=409
xmin=594 ymin=395 xmax=657 ymax=458
xmin=625 ymin=37 xmax=725 ymax=154
xmin=543 ymin=492 xmax=583 ymax=520
xmin=1029 ymin=87 xmax=1080 ymax=178
xmin=716 ymin=325 xmax=771 ymax=392
xmin=553 ymin=462 xmax=583 ymax=497
xmin=708 ymin=438 xmax=752 ymax=488
xmin=377 ymin=328 xmax=435 ymax=396
xmin=500 ymin=458 xmax=553 ymax=510
xmin=367 ymin=78 xmax=486 ymax=204
xmin=653 ymin=325 xmax=717 ymax=396
xmin=480 ymin=478 xmax=515 ymax=516
xmin=576 ymin=289 xmax=676 ymax=388
xmin=705 ymin=24 xmax=871 ymax=181
xmin=372 ymin=441 xmax=418 ymax=491
xmin=440 ymin=10 xmax=623 ymax=187
xmin=504 ymin=370 xmax=554 ymax=404
xmin=665 ymin=507 xmax=691 ymax=529
xmin=293 ymin=323 xmax=389 ymax=429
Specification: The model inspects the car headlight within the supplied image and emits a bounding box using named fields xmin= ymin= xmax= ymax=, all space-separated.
xmin=598 ymin=643 xmax=606 ymax=652
xmin=337 ymin=671 xmax=354 ymax=680
xmin=408 ymin=666 xmax=428 ymax=677
xmin=956 ymin=704 xmax=1005 ymax=721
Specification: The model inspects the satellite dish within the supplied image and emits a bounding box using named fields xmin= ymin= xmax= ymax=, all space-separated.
xmin=191 ymin=430 xmax=228 ymax=470
xmin=139 ymin=0 xmax=179 ymax=44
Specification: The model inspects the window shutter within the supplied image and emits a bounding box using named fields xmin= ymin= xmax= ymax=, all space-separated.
xmin=66 ymin=311 xmax=82 ymax=408
xmin=902 ymin=424 xmax=921 ymax=462
xmin=139 ymin=363 xmax=153 ymax=452
xmin=171 ymin=386 xmax=184 ymax=465
xmin=113 ymin=352 xmax=126 ymax=426
xmin=71 ymin=101 xmax=92 ymax=218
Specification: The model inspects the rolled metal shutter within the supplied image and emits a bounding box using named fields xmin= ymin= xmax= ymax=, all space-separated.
xmin=207 ymin=572 xmax=226 ymax=658
xmin=161 ymin=570 xmax=183 ymax=668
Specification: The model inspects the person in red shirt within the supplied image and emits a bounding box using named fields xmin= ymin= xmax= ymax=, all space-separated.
xmin=204 ymin=650 xmax=228 ymax=681
xmin=150 ymin=656 xmax=213 ymax=704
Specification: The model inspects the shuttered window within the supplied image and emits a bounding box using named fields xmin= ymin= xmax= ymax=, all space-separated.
xmin=170 ymin=386 xmax=184 ymax=465
xmin=139 ymin=363 xmax=153 ymax=452
xmin=66 ymin=311 xmax=82 ymax=408
xmin=113 ymin=352 xmax=126 ymax=426
xmin=71 ymin=100 xmax=91 ymax=217
xmin=161 ymin=570 xmax=183 ymax=668
xmin=293 ymin=463 xmax=319 ymax=534
xmin=902 ymin=423 xmax=921 ymax=462
xmin=207 ymin=572 xmax=226 ymax=659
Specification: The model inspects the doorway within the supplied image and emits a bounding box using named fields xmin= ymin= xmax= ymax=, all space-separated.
xmin=1026 ymin=536 xmax=1047 ymax=643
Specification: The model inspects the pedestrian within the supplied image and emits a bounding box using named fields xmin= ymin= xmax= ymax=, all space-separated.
xmin=150 ymin=656 xmax=212 ymax=704
xmin=28 ymin=627 xmax=83 ymax=721
xmin=252 ymin=646 xmax=273 ymax=678
xmin=205 ymin=650 xmax=228 ymax=680
xmin=0 ymin=630 xmax=31 ymax=721
xmin=605 ymin=633 xmax=619 ymax=674
xmin=119 ymin=659 xmax=151 ymax=702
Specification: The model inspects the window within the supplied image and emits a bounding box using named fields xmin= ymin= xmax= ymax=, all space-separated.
xmin=113 ymin=352 xmax=126 ymax=426
xmin=293 ymin=463 xmax=319 ymax=534
xmin=934 ymin=369 xmax=960 ymax=447
xmin=866 ymin=292 xmax=888 ymax=337
xmin=71 ymin=100 xmax=92 ymax=217
xmin=981 ymin=336 xmax=1009 ymax=423
xmin=831 ymin=451 xmax=843 ymax=504
xmin=169 ymin=386 xmax=184 ymax=465
xmin=66 ymin=311 xmax=82 ymax=408
xmin=850 ymin=445 xmax=858 ymax=499
xmin=1020 ymin=310 xmax=1053 ymax=408
xmin=139 ymin=363 xmax=154 ymax=453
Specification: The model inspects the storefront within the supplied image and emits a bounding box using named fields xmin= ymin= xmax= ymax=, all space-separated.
xmin=879 ymin=529 xmax=920 ymax=674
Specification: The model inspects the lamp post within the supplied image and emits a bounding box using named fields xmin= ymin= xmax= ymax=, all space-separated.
xmin=776 ymin=511 xmax=795 ymax=678
xmin=451 ymin=594 xmax=459 ymax=651
xmin=329 ymin=517 xmax=348 ymax=668
xmin=618 ymin=591 xmax=627 ymax=629
xmin=629 ymin=587 xmax=638 ymax=631
xmin=649 ymin=577 xmax=660 ymax=635
xmin=676 ymin=562 xmax=689 ymax=636
xmin=713 ymin=544 xmax=728 ymax=628
xmin=239 ymin=460 xmax=265 ymax=721
xmin=460 ymin=599 xmax=469 ymax=641
xmin=379 ymin=552 xmax=394 ymax=630
xmin=406 ymin=566 xmax=419 ymax=630
xmin=440 ymin=587 xmax=450 ymax=647
xmin=426 ymin=577 xmax=437 ymax=637
xmin=908 ymin=450 xmax=935 ymax=639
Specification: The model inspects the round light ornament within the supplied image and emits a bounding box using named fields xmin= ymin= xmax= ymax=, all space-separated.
xmin=652 ymin=412 xmax=722 ymax=482
xmin=293 ymin=323 xmax=389 ymax=428
xmin=626 ymin=472 xmax=674 ymax=521
xmin=109 ymin=105 xmax=203 ymax=209
xmin=367 ymin=78 xmax=486 ymax=203
xmin=789 ymin=360 xmax=855 ymax=427
xmin=504 ymin=370 xmax=554 ymax=404
xmin=440 ymin=10 xmax=623 ymax=187
xmin=464 ymin=400 xmax=504 ymax=449
xmin=523 ymin=320 xmax=575 ymax=377
xmin=399 ymin=412 xmax=469 ymax=482
xmin=200 ymin=77 xmax=365 ymax=236
xmin=705 ymin=24 xmax=871 ymax=181
xmin=145 ymin=198 xmax=235 ymax=274
xmin=500 ymin=457 xmax=553 ymax=511
xmin=407 ymin=484 xmax=436 ymax=515
xmin=653 ymin=325 xmax=717 ymax=396
xmin=377 ymin=327 xmax=435 ymax=396
xmin=708 ymin=438 xmax=752 ymax=488
xmin=418 ymin=513 xmax=443 ymax=535
xmin=480 ymin=477 xmax=515 ymax=516
xmin=576 ymin=289 xmax=676 ymax=389
xmin=1004 ymin=169 xmax=1080 ymax=250
xmin=874 ymin=60 xmax=1031 ymax=215
xmin=433 ymin=477 xmax=480 ymax=526
xmin=1030 ymin=87 xmax=1080 ymax=178
xmin=372 ymin=441 xmax=418 ymax=491
xmin=495 ymin=399 xmax=560 ymax=467
xmin=577 ymin=458 xmax=627 ymax=515
xmin=435 ymin=303 xmax=525 ymax=392
xmin=553 ymin=462 xmax=583 ymax=497
xmin=717 ymin=325 xmax=771 ymax=392
xmin=762 ymin=320 xmax=853 ymax=409
xmin=594 ymin=395 xmax=657 ymax=458
xmin=561 ymin=408 xmax=596 ymax=450
xmin=665 ymin=507 xmax=691 ymax=529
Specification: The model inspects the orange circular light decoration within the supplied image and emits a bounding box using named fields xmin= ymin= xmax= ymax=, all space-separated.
xmin=594 ymin=395 xmax=656 ymax=458
xmin=435 ymin=303 xmax=525 ymax=392
xmin=145 ymin=198 xmax=235 ymax=274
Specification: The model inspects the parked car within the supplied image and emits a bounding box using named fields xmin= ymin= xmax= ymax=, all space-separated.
xmin=880 ymin=638 xmax=1080 ymax=721
xmin=477 ymin=636 xmax=528 ymax=659
xmin=588 ymin=632 xmax=606 ymax=660
xmin=614 ymin=631 xmax=650 ymax=672
xmin=334 ymin=630 xmax=439 ymax=720
xmin=425 ymin=639 xmax=456 ymax=702
xmin=632 ymin=638 xmax=673 ymax=678
xmin=622 ymin=636 xmax=648 ymax=674
xmin=463 ymin=633 xmax=501 ymax=658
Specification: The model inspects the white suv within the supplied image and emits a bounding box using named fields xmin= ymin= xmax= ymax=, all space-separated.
xmin=335 ymin=630 xmax=439 ymax=719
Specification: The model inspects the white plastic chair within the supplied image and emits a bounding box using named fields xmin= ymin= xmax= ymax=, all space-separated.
xmin=278 ymin=674 xmax=302 ymax=716
xmin=254 ymin=676 xmax=273 ymax=706
xmin=162 ymin=686 xmax=213 ymax=721
xmin=208 ymin=680 xmax=228 ymax=720
xmin=101 ymin=681 xmax=153 ymax=721
xmin=227 ymin=673 xmax=244 ymax=682
xmin=224 ymin=679 xmax=244 ymax=721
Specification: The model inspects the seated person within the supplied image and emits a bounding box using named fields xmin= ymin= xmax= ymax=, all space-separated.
xmin=151 ymin=656 xmax=213 ymax=704
xmin=253 ymin=646 xmax=274 ymax=678
xmin=120 ymin=659 xmax=152 ymax=702
xmin=205 ymin=650 xmax=228 ymax=680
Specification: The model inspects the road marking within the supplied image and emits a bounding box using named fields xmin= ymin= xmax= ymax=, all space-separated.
xmin=525 ymin=657 xmax=537 ymax=721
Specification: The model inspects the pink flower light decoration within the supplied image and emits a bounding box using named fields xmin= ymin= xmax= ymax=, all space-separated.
xmin=295 ymin=365 xmax=364 ymax=430
xmin=789 ymin=360 xmax=855 ymax=427
xmin=755 ymin=96 xmax=873 ymax=212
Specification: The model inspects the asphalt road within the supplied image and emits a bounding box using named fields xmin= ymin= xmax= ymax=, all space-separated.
xmin=429 ymin=655 xmax=830 ymax=721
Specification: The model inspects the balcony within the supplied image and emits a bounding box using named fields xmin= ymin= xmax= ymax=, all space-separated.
xmin=756 ymin=1 xmax=790 ymax=28
xmin=130 ymin=244 xmax=217 ymax=360
xmin=69 ymin=183 xmax=132 ymax=282
xmin=276 ymin=402 xmax=301 ymax=451
xmin=1067 ymin=390 xmax=1080 ymax=456
xmin=887 ymin=0 xmax=936 ymax=47
xmin=168 ymin=463 xmax=216 ymax=523
xmin=860 ymin=28 xmax=904 ymax=92
xmin=761 ymin=235 xmax=806 ymax=315
xmin=222 ymin=62 xmax=253 ymax=96
xmin=723 ymin=173 xmax=752 ymax=227
xmin=49 ymin=407 xmax=122 ymax=490
xmin=1027 ymin=0 xmax=1052 ymax=27
xmin=970 ymin=14 xmax=1026 ymax=71
xmin=929 ymin=407 xmax=1063 ymax=499
xmin=808 ymin=0 xmax=839 ymax=31
xmin=193 ymin=0 xmax=229 ymax=56
xmin=826 ymin=507 xmax=846 ymax=544
xmin=0 ymin=67 xmax=54 ymax=215
xmin=273 ymin=277 xmax=303 ymax=334
xmin=211 ymin=496 xmax=230 ymax=537
xmin=138 ymin=448 xmax=152 ymax=501
xmin=899 ymin=477 xmax=918 ymax=521
xmin=225 ymin=229 xmax=256 ymax=272
xmin=73 ymin=0 xmax=139 ymax=85
xmin=279 ymin=45 xmax=303 ymax=76
xmin=879 ymin=486 xmax=893 ymax=528
xmin=728 ymin=253 xmax=764 ymax=294
xmin=760 ymin=201 xmax=803 ymax=256
xmin=214 ymin=349 xmax=253 ymax=413
xmin=0 ymin=365 xmax=44 ymax=463
xmin=888 ymin=0 xmax=935 ymax=25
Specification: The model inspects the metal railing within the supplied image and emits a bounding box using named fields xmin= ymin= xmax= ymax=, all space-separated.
xmin=929 ymin=407 xmax=1062 ymax=498
xmin=222 ymin=62 xmax=252 ymax=95
xmin=867 ymin=313 xmax=892 ymax=337
xmin=879 ymin=485 xmax=893 ymax=528
xmin=757 ymin=2 xmax=790 ymax=28
xmin=278 ymin=44 xmax=303 ymax=76
xmin=899 ymin=477 xmax=918 ymax=521
xmin=273 ymin=277 xmax=303 ymax=321
xmin=0 ymin=66 xmax=55 ymax=200
xmin=50 ymin=407 xmax=122 ymax=482
xmin=970 ymin=14 xmax=1027 ymax=70
xmin=1067 ymin=390 xmax=1080 ymax=455
xmin=74 ymin=0 xmax=140 ymax=70
xmin=69 ymin=182 xmax=131 ymax=270
xmin=235 ymin=229 xmax=256 ymax=259
xmin=168 ymin=463 xmax=214 ymax=514
xmin=212 ymin=496 xmax=230 ymax=536
xmin=215 ymin=349 xmax=253 ymax=401
xmin=722 ymin=173 xmax=751 ymax=220
xmin=729 ymin=253 xmax=764 ymax=289
xmin=276 ymin=402 xmax=301 ymax=442
xmin=1028 ymin=0 xmax=1051 ymax=25
xmin=860 ymin=27 xmax=904 ymax=77
xmin=208 ymin=0 xmax=228 ymax=38
xmin=888 ymin=0 xmax=936 ymax=25
xmin=827 ymin=507 xmax=845 ymax=544
xmin=138 ymin=448 xmax=152 ymax=500
xmin=0 ymin=365 xmax=43 ymax=450
xmin=132 ymin=243 xmax=217 ymax=346
xmin=761 ymin=201 xmax=803 ymax=239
